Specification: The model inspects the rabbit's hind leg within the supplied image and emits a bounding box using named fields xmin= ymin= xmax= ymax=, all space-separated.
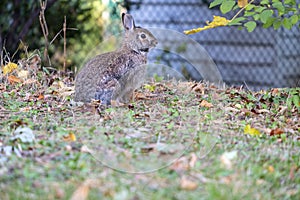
xmin=95 ymin=78 xmax=120 ymax=105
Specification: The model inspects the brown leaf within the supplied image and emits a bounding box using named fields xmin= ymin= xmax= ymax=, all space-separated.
xmin=70 ymin=179 xmax=99 ymax=200
xmin=70 ymin=184 xmax=90 ymax=200
xmin=37 ymin=94 xmax=45 ymax=100
xmin=23 ymin=78 xmax=38 ymax=85
xmin=8 ymin=75 xmax=22 ymax=84
xmin=271 ymin=88 xmax=279 ymax=95
xmin=180 ymin=176 xmax=198 ymax=190
xmin=200 ymin=100 xmax=213 ymax=108
xmin=238 ymin=0 xmax=248 ymax=8
xmin=289 ymin=165 xmax=297 ymax=180
xmin=189 ymin=153 xmax=197 ymax=168
xmin=169 ymin=157 xmax=189 ymax=172
xmin=270 ymin=128 xmax=284 ymax=136
xmin=55 ymin=186 xmax=65 ymax=199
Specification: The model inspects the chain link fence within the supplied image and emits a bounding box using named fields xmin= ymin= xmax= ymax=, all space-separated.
xmin=124 ymin=0 xmax=300 ymax=90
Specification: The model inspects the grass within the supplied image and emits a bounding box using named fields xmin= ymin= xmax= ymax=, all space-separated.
xmin=0 ymin=71 xmax=299 ymax=200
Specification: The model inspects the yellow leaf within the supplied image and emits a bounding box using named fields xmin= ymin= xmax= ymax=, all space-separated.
xmin=63 ymin=132 xmax=76 ymax=142
xmin=238 ymin=0 xmax=248 ymax=8
xmin=184 ymin=16 xmax=230 ymax=34
xmin=244 ymin=124 xmax=261 ymax=136
xmin=2 ymin=62 xmax=18 ymax=75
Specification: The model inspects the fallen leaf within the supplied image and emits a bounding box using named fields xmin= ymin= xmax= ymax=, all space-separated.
xmin=271 ymin=88 xmax=279 ymax=95
xmin=54 ymin=185 xmax=65 ymax=199
xmin=270 ymin=128 xmax=284 ymax=136
xmin=289 ymin=165 xmax=296 ymax=180
xmin=200 ymin=100 xmax=213 ymax=108
xmin=256 ymin=179 xmax=266 ymax=185
xmin=17 ymin=70 xmax=29 ymax=80
xmin=169 ymin=157 xmax=189 ymax=172
xmin=192 ymin=83 xmax=205 ymax=94
xmin=23 ymin=78 xmax=38 ymax=85
xmin=267 ymin=165 xmax=274 ymax=173
xmin=2 ymin=62 xmax=18 ymax=75
xmin=70 ymin=184 xmax=89 ymax=200
xmin=189 ymin=153 xmax=197 ymax=168
xmin=257 ymin=109 xmax=270 ymax=114
xmin=244 ymin=124 xmax=261 ymax=136
xmin=37 ymin=94 xmax=45 ymax=100
xmin=8 ymin=75 xmax=22 ymax=84
xmin=81 ymin=145 xmax=93 ymax=154
xmin=180 ymin=176 xmax=198 ymax=190
xmin=134 ymin=92 xmax=149 ymax=100
xmin=71 ymin=179 xmax=99 ymax=200
xmin=20 ymin=107 xmax=31 ymax=112
xmin=63 ymin=132 xmax=76 ymax=142
xmin=235 ymin=103 xmax=242 ymax=109
xmin=220 ymin=151 xmax=238 ymax=169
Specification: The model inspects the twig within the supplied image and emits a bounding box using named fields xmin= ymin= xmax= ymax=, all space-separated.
xmin=39 ymin=0 xmax=51 ymax=66
xmin=0 ymin=37 xmax=3 ymax=67
xmin=63 ymin=16 xmax=67 ymax=73
xmin=49 ymin=28 xmax=78 ymax=45
xmin=230 ymin=0 xmax=255 ymax=22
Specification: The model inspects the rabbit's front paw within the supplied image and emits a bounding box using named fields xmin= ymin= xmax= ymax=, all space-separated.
xmin=95 ymin=89 xmax=113 ymax=105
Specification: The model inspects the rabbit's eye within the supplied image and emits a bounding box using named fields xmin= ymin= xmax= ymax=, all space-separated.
xmin=141 ymin=33 xmax=146 ymax=39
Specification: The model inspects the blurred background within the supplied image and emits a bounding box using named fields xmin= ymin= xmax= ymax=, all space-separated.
xmin=1 ymin=0 xmax=299 ymax=90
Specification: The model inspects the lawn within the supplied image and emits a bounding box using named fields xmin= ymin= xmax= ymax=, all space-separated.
xmin=0 ymin=68 xmax=299 ymax=200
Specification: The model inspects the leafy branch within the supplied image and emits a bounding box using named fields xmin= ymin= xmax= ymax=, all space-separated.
xmin=185 ymin=0 xmax=300 ymax=34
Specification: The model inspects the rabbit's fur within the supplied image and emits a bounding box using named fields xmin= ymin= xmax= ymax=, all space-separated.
xmin=74 ymin=13 xmax=158 ymax=105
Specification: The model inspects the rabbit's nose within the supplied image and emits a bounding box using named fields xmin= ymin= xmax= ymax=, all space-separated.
xmin=152 ymin=40 xmax=158 ymax=46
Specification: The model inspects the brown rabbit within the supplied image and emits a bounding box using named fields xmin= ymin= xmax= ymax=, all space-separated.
xmin=74 ymin=13 xmax=158 ymax=105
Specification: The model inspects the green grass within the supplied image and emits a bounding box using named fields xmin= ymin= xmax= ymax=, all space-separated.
xmin=0 ymin=76 xmax=299 ymax=200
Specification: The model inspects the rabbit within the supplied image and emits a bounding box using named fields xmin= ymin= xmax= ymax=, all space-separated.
xmin=74 ymin=13 xmax=158 ymax=105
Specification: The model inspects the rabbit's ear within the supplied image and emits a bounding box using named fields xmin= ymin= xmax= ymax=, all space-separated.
xmin=122 ymin=13 xmax=135 ymax=31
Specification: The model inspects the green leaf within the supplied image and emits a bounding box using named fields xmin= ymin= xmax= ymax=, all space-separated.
xmin=260 ymin=0 xmax=269 ymax=5
xmin=260 ymin=10 xmax=273 ymax=23
xmin=209 ymin=0 xmax=224 ymax=8
xmin=232 ymin=5 xmax=240 ymax=10
xmin=228 ymin=17 xmax=246 ymax=26
xmin=282 ymin=18 xmax=292 ymax=29
xmin=255 ymin=6 xmax=266 ymax=13
xmin=263 ymin=17 xmax=275 ymax=28
xmin=273 ymin=20 xmax=282 ymax=30
xmin=244 ymin=21 xmax=257 ymax=32
xmin=272 ymin=2 xmax=285 ymax=16
xmin=290 ymin=15 xmax=299 ymax=25
xmin=245 ymin=4 xmax=255 ymax=11
xmin=292 ymin=95 xmax=299 ymax=108
xmin=253 ymin=14 xmax=260 ymax=21
xmin=220 ymin=0 xmax=236 ymax=14
xmin=285 ymin=0 xmax=296 ymax=5
xmin=244 ymin=11 xmax=255 ymax=17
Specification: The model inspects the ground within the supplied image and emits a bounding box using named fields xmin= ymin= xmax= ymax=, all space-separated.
xmin=0 ymin=68 xmax=299 ymax=200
